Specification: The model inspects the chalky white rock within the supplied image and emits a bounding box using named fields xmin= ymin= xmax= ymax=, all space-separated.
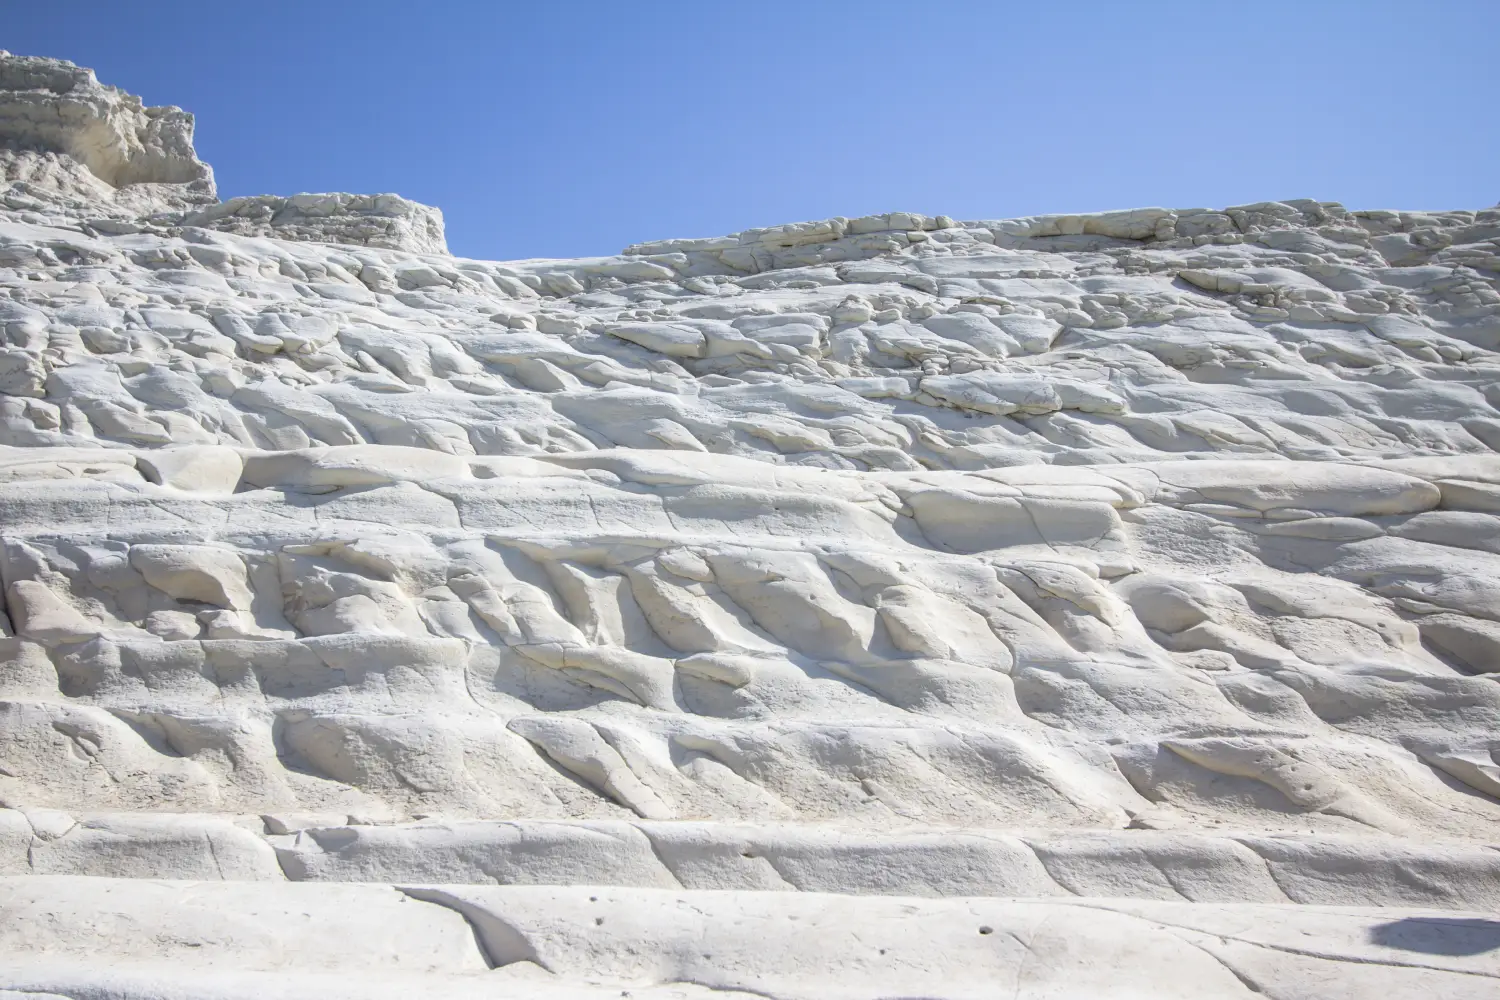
xmin=1 ymin=51 xmax=1498 ymax=998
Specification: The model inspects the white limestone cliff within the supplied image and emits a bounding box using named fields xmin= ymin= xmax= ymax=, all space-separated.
xmin=0 ymin=50 xmax=214 ymax=216
xmin=0 ymin=51 xmax=1498 ymax=999
xmin=0 ymin=51 xmax=446 ymax=253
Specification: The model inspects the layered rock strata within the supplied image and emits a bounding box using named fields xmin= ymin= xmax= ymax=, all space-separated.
xmin=0 ymin=51 xmax=445 ymax=252
xmin=0 ymin=51 xmax=1498 ymax=999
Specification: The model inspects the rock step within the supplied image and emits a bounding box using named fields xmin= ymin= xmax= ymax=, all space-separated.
xmin=2 ymin=877 xmax=1497 ymax=1000
xmin=6 ymin=809 xmax=1499 ymax=909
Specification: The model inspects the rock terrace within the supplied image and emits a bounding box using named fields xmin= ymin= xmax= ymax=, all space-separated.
xmin=0 ymin=51 xmax=1498 ymax=1000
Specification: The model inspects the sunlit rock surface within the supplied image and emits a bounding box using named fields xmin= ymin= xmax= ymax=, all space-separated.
xmin=1 ymin=51 xmax=1498 ymax=999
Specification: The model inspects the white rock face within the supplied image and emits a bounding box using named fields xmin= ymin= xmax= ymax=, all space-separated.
xmin=0 ymin=50 xmax=215 ymax=218
xmin=181 ymin=192 xmax=449 ymax=256
xmin=0 ymin=53 xmax=1498 ymax=998
xmin=0 ymin=51 xmax=446 ymax=253
xmin=5 ymin=878 xmax=1499 ymax=1000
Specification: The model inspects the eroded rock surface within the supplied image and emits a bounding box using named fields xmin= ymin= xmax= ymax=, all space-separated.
xmin=0 ymin=51 xmax=445 ymax=252
xmin=0 ymin=52 xmax=1498 ymax=999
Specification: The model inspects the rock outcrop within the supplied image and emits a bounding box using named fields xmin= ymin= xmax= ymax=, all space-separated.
xmin=0 ymin=51 xmax=446 ymax=253
xmin=0 ymin=50 xmax=215 ymax=217
xmin=0 ymin=52 xmax=1498 ymax=1000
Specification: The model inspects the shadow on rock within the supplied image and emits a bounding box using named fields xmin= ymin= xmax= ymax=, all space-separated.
xmin=1370 ymin=917 xmax=1500 ymax=956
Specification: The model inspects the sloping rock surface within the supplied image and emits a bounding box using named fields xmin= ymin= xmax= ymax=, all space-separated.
xmin=0 ymin=52 xmax=1497 ymax=999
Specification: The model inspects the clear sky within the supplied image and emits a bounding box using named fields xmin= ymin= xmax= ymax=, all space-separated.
xmin=6 ymin=1 xmax=1497 ymax=261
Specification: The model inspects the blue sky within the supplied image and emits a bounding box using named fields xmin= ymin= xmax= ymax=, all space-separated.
xmin=7 ymin=2 xmax=1497 ymax=261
